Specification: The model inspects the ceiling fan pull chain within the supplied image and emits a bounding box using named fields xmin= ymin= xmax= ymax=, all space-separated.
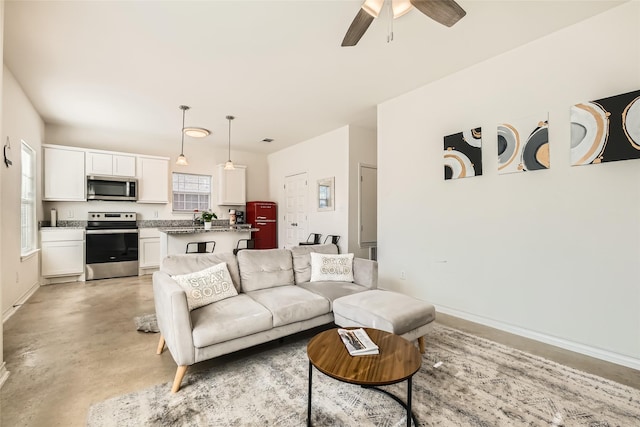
xmin=386 ymin=0 xmax=394 ymax=43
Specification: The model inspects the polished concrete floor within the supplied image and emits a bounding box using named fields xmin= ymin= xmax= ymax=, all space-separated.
xmin=1 ymin=275 xmax=639 ymax=426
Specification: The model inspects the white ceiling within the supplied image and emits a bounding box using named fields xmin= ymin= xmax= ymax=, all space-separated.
xmin=3 ymin=0 xmax=625 ymax=154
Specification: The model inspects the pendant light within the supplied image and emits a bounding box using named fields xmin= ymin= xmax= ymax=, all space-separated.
xmin=176 ymin=105 xmax=190 ymax=166
xmin=224 ymin=115 xmax=235 ymax=170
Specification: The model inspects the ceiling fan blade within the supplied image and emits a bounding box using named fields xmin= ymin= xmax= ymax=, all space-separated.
xmin=410 ymin=0 xmax=466 ymax=27
xmin=342 ymin=8 xmax=375 ymax=47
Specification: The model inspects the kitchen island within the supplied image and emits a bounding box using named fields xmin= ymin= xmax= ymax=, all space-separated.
xmin=158 ymin=225 xmax=259 ymax=259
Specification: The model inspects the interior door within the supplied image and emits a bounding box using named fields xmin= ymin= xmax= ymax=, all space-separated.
xmin=359 ymin=164 xmax=377 ymax=247
xmin=284 ymin=173 xmax=308 ymax=248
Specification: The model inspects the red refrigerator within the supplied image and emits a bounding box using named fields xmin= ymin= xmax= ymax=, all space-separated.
xmin=246 ymin=201 xmax=277 ymax=249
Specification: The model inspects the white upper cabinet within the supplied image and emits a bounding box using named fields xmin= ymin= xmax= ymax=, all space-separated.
xmin=43 ymin=145 xmax=169 ymax=203
xmin=86 ymin=151 xmax=136 ymax=177
xmin=43 ymin=145 xmax=86 ymax=201
xmin=137 ymin=156 xmax=169 ymax=203
xmin=113 ymin=154 xmax=136 ymax=176
xmin=217 ymin=164 xmax=246 ymax=205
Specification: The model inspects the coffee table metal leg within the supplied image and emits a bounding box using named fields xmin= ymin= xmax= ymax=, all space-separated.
xmin=362 ymin=376 xmax=418 ymax=426
xmin=407 ymin=376 xmax=412 ymax=427
xmin=307 ymin=361 xmax=312 ymax=426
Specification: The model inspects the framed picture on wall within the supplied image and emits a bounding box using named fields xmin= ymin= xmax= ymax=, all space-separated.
xmin=317 ymin=177 xmax=334 ymax=211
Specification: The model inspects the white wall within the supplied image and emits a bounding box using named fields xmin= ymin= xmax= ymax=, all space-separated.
xmin=1 ymin=65 xmax=44 ymax=317
xmin=0 ymin=0 xmax=8 ymax=391
xmin=348 ymin=125 xmax=377 ymax=258
xmin=44 ymin=124 xmax=269 ymax=221
xmin=377 ymin=2 xmax=640 ymax=368
xmin=268 ymin=126 xmax=350 ymax=251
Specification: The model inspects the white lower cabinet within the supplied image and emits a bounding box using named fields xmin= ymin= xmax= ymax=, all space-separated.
xmin=41 ymin=229 xmax=85 ymax=282
xmin=139 ymin=228 xmax=161 ymax=274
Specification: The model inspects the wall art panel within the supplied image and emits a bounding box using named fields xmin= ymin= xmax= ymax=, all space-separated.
xmin=497 ymin=113 xmax=550 ymax=174
xmin=444 ymin=128 xmax=482 ymax=180
xmin=571 ymin=89 xmax=640 ymax=166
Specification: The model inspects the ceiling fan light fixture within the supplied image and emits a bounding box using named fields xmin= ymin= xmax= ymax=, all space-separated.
xmin=392 ymin=0 xmax=412 ymax=18
xmin=361 ymin=0 xmax=384 ymax=18
xmin=183 ymin=127 xmax=211 ymax=138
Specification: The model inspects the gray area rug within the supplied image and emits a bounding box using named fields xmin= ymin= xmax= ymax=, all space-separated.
xmin=87 ymin=324 xmax=640 ymax=426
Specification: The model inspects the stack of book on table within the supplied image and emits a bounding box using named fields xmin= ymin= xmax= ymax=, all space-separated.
xmin=338 ymin=328 xmax=379 ymax=356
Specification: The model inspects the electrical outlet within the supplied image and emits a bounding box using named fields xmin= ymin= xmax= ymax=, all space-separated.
xmin=15 ymin=272 xmax=19 ymax=283
xmin=154 ymin=211 xmax=159 ymax=218
xmin=400 ymin=270 xmax=406 ymax=280
xmin=66 ymin=210 xmax=74 ymax=219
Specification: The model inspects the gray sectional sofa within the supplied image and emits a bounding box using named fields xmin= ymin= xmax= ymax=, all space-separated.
xmin=153 ymin=244 xmax=377 ymax=392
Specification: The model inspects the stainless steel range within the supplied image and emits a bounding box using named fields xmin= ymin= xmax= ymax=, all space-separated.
xmin=85 ymin=212 xmax=139 ymax=280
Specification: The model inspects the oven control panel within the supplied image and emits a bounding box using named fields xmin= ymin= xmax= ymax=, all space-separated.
xmin=88 ymin=212 xmax=137 ymax=221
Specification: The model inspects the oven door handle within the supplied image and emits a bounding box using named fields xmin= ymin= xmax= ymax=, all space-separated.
xmin=86 ymin=229 xmax=139 ymax=235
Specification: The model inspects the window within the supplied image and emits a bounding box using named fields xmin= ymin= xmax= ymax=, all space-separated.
xmin=21 ymin=141 xmax=36 ymax=255
xmin=172 ymin=172 xmax=211 ymax=212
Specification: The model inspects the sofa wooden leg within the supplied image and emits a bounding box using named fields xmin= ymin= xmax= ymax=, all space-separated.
xmin=156 ymin=335 xmax=165 ymax=355
xmin=171 ymin=366 xmax=188 ymax=393
xmin=418 ymin=336 xmax=425 ymax=354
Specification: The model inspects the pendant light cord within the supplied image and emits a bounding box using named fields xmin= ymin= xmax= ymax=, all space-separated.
xmin=226 ymin=115 xmax=235 ymax=162
xmin=181 ymin=108 xmax=186 ymax=155
xmin=179 ymin=105 xmax=190 ymax=156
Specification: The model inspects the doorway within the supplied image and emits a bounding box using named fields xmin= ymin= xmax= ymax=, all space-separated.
xmin=359 ymin=164 xmax=377 ymax=250
xmin=284 ymin=172 xmax=308 ymax=248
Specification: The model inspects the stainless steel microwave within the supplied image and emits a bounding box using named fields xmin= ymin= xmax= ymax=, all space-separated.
xmin=87 ymin=175 xmax=137 ymax=201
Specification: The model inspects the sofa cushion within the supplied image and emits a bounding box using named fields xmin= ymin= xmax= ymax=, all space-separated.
xmin=191 ymin=294 xmax=273 ymax=348
xmin=297 ymin=281 xmax=369 ymax=308
xmin=237 ymin=249 xmax=294 ymax=292
xmin=161 ymin=252 xmax=242 ymax=292
xmin=291 ymin=244 xmax=338 ymax=284
xmin=171 ymin=262 xmax=238 ymax=310
xmin=246 ymin=286 xmax=330 ymax=327
xmin=310 ymin=253 xmax=354 ymax=282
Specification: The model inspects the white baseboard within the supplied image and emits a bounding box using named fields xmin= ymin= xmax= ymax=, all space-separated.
xmin=436 ymin=305 xmax=640 ymax=371
xmin=0 ymin=363 xmax=9 ymax=389
xmin=2 ymin=281 xmax=40 ymax=323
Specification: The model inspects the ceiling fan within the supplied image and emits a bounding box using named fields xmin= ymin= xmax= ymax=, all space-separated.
xmin=342 ymin=0 xmax=466 ymax=47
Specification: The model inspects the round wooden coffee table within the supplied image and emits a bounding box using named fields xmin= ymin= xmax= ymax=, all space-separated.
xmin=307 ymin=328 xmax=422 ymax=426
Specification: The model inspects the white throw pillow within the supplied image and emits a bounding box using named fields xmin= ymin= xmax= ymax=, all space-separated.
xmin=310 ymin=253 xmax=354 ymax=282
xmin=171 ymin=262 xmax=238 ymax=310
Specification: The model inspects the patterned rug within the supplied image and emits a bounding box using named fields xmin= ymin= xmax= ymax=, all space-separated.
xmin=134 ymin=313 xmax=159 ymax=333
xmin=87 ymin=324 xmax=640 ymax=426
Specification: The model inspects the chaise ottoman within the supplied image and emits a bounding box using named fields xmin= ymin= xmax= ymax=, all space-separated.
xmin=332 ymin=289 xmax=436 ymax=353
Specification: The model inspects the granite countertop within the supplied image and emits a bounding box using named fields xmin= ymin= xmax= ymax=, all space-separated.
xmin=39 ymin=219 xmax=254 ymax=231
xmin=40 ymin=226 xmax=85 ymax=230
xmin=158 ymin=226 xmax=258 ymax=234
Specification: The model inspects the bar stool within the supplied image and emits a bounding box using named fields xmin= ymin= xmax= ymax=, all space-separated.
xmin=299 ymin=233 xmax=322 ymax=246
xmin=185 ymin=241 xmax=216 ymax=254
xmin=233 ymin=239 xmax=255 ymax=255
xmin=323 ymin=235 xmax=341 ymax=253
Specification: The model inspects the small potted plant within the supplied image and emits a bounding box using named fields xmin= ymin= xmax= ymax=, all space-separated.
xmin=200 ymin=210 xmax=217 ymax=230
